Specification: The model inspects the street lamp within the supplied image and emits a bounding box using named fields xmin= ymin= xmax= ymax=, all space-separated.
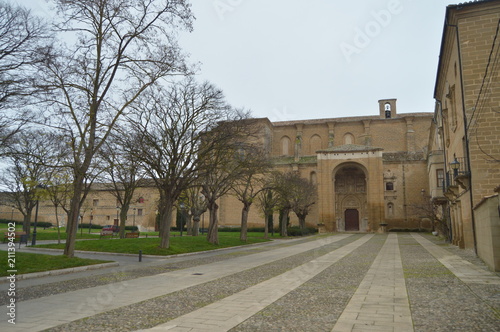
xmin=133 ymin=208 xmax=136 ymax=230
xmin=116 ymin=206 xmax=120 ymax=226
xmin=31 ymin=184 xmax=47 ymax=246
xmin=11 ymin=206 xmax=14 ymax=222
xmin=179 ymin=203 xmax=185 ymax=237
xmin=450 ymin=158 xmax=460 ymax=177
xmin=89 ymin=208 xmax=93 ymax=233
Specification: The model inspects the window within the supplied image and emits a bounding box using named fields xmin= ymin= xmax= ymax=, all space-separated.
xmin=437 ymin=169 xmax=444 ymax=188
xmin=385 ymin=182 xmax=394 ymax=191
xmin=137 ymin=209 xmax=143 ymax=216
xmin=343 ymin=133 xmax=354 ymax=145
xmin=310 ymin=171 xmax=317 ymax=185
xmin=281 ymin=136 xmax=291 ymax=156
xmin=92 ymin=199 xmax=99 ymax=207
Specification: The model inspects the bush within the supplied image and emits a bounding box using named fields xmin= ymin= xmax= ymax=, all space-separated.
xmin=31 ymin=221 xmax=53 ymax=229
xmin=388 ymin=228 xmax=429 ymax=232
xmin=79 ymin=223 xmax=103 ymax=229
xmin=287 ymin=226 xmax=318 ymax=236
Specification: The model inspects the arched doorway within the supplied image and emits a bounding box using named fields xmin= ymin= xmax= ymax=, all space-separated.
xmin=334 ymin=164 xmax=367 ymax=232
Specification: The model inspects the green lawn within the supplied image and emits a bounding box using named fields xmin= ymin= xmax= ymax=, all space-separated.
xmin=36 ymin=232 xmax=271 ymax=255
xmin=0 ymin=251 xmax=111 ymax=277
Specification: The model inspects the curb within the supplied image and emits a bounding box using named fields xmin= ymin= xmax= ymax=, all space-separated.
xmin=1 ymin=262 xmax=120 ymax=283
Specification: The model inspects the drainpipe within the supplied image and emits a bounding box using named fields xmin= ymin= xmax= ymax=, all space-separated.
xmin=446 ymin=18 xmax=477 ymax=254
xmin=435 ymin=99 xmax=453 ymax=243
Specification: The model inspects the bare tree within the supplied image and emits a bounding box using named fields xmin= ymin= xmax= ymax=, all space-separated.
xmin=231 ymin=147 xmax=270 ymax=241
xmin=128 ymin=79 xmax=233 ymax=248
xmin=0 ymin=1 xmax=48 ymax=151
xmin=257 ymin=188 xmax=278 ymax=239
xmin=34 ymin=0 xmax=194 ymax=257
xmin=270 ymin=171 xmax=316 ymax=236
xmin=99 ymin=138 xmax=145 ymax=238
xmin=199 ymin=118 xmax=253 ymax=245
xmin=0 ymin=130 xmax=61 ymax=235
xmin=183 ymin=186 xmax=207 ymax=236
xmin=291 ymin=177 xmax=317 ymax=233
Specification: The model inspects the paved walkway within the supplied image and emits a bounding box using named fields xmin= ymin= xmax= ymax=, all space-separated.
xmin=1 ymin=234 xmax=352 ymax=331
xmin=1 ymin=233 xmax=499 ymax=331
xmin=137 ymin=235 xmax=373 ymax=331
xmin=332 ymin=234 xmax=412 ymax=332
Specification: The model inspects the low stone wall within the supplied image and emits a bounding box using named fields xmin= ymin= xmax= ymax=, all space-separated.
xmin=474 ymin=193 xmax=500 ymax=271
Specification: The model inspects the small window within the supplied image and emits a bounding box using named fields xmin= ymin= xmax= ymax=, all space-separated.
xmin=386 ymin=182 xmax=394 ymax=191
xmin=93 ymin=199 xmax=99 ymax=207
xmin=137 ymin=209 xmax=143 ymax=216
xmin=436 ymin=169 xmax=444 ymax=188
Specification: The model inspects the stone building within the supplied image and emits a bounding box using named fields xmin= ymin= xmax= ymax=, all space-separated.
xmin=218 ymin=99 xmax=434 ymax=233
xmin=430 ymin=0 xmax=500 ymax=270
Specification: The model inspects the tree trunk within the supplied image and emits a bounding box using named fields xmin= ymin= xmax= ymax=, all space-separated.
xmin=240 ymin=203 xmax=250 ymax=242
xmin=280 ymin=208 xmax=289 ymax=237
xmin=64 ymin=183 xmax=84 ymax=257
xmin=298 ymin=215 xmax=306 ymax=232
xmin=54 ymin=204 xmax=61 ymax=244
xmin=264 ymin=213 xmax=269 ymax=239
xmin=119 ymin=205 xmax=129 ymax=239
xmin=159 ymin=202 xmax=174 ymax=248
xmin=23 ymin=210 xmax=31 ymax=236
xmin=192 ymin=217 xmax=200 ymax=236
xmin=207 ymin=201 xmax=219 ymax=245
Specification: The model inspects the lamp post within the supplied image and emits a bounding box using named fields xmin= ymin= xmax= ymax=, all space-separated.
xmin=179 ymin=203 xmax=184 ymax=237
xmin=11 ymin=206 xmax=14 ymax=222
xmin=450 ymin=158 xmax=460 ymax=178
xmin=116 ymin=206 xmax=120 ymax=226
xmin=133 ymin=208 xmax=136 ymax=230
xmin=31 ymin=184 xmax=47 ymax=246
xmin=31 ymin=199 xmax=40 ymax=246
xmin=89 ymin=208 xmax=93 ymax=233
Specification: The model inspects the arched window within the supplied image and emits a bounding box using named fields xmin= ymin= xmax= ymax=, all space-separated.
xmin=310 ymin=171 xmax=317 ymax=185
xmin=384 ymin=103 xmax=391 ymax=119
xmin=343 ymin=133 xmax=355 ymax=145
xmin=281 ymin=136 xmax=291 ymax=156
xmin=310 ymin=135 xmax=322 ymax=154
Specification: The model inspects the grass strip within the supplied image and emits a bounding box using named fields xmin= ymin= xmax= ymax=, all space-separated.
xmin=0 ymin=251 xmax=111 ymax=277
xmin=35 ymin=232 xmax=270 ymax=256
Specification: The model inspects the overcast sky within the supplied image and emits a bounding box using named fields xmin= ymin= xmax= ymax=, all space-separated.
xmin=25 ymin=0 xmax=455 ymax=121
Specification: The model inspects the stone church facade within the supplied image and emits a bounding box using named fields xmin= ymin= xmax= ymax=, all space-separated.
xmin=218 ymin=99 xmax=434 ymax=233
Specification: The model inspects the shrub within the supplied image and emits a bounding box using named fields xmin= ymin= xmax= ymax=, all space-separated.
xmin=287 ymin=226 xmax=318 ymax=236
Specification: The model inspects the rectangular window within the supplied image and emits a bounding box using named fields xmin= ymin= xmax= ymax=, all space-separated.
xmin=137 ymin=209 xmax=143 ymax=216
xmin=385 ymin=182 xmax=394 ymax=191
xmin=93 ymin=199 xmax=99 ymax=207
xmin=437 ymin=169 xmax=444 ymax=188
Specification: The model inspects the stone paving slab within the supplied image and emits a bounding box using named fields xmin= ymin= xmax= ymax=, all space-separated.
xmin=331 ymin=234 xmax=413 ymax=332
xmin=136 ymin=235 xmax=374 ymax=332
xmin=0 ymin=234 xmax=352 ymax=331
xmin=411 ymin=233 xmax=500 ymax=285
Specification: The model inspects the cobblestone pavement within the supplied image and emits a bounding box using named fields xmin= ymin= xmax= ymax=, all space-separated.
xmin=1 ymin=233 xmax=499 ymax=331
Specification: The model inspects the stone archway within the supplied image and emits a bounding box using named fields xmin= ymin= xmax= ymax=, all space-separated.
xmin=334 ymin=164 xmax=367 ymax=232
